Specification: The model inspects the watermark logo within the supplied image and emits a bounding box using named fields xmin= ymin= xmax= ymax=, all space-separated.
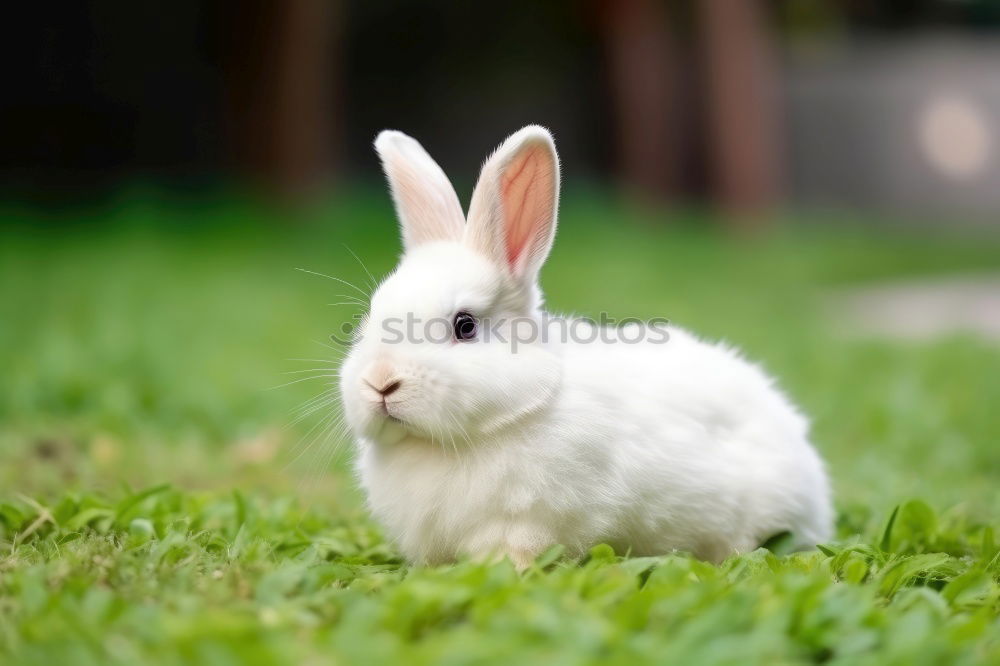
xmin=332 ymin=312 xmax=670 ymax=352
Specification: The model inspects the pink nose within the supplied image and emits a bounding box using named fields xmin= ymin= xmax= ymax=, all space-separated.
xmin=362 ymin=361 xmax=402 ymax=398
xmin=373 ymin=379 xmax=401 ymax=397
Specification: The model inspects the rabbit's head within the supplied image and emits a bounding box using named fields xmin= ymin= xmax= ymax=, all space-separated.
xmin=340 ymin=126 xmax=563 ymax=448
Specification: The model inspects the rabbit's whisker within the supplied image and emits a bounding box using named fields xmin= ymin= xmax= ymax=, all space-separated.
xmin=266 ymin=374 xmax=340 ymax=391
xmin=283 ymin=411 xmax=338 ymax=471
xmin=343 ymin=243 xmax=380 ymax=292
xmin=287 ymin=396 xmax=336 ymax=429
xmin=294 ymin=267 xmax=371 ymax=300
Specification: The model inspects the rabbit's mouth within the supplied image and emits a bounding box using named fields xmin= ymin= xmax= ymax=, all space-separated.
xmin=379 ymin=399 xmax=402 ymax=422
xmin=377 ymin=401 xmax=412 ymax=432
xmin=374 ymin=402 xmax=443 ymax=443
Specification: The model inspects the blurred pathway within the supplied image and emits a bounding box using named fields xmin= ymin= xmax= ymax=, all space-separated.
xmin=830 ymin=274 xmax=1000 ymax=340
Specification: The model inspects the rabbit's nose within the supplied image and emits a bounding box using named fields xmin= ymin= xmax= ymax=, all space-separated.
xmin=363 ymin=377 xmax=401 ymax=397
xmin=362 ymin=361 xmax=402 ymax=397
xmin=374 ymin=379 xmax=401 ymax=397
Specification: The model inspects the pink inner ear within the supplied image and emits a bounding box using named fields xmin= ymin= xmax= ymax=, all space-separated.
xmin=501 ymin=145 xmax=552 ymax=271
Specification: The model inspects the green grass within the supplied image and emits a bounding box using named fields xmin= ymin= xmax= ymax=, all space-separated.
xmin=2 ymin=191 xmax=1000 ymax=664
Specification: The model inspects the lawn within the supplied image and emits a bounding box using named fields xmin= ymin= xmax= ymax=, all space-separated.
xmin=1 ymin=190 xmax=999 ymax=665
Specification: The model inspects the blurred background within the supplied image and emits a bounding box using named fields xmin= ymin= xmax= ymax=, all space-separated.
xmin=7 ymin=0 xmax=1000 ymax=218
xmin=2 ymin=1 xmax=999 ymax=529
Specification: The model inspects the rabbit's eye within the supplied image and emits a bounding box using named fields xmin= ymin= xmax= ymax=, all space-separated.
xmin=453 ymin=312 xmax=478 ymax=341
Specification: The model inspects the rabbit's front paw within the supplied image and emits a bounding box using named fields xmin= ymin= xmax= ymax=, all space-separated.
xmin=505 ymin=547 xmax=544 ymax=572
xmin=465 ymin=520 xmax=554 ymax=571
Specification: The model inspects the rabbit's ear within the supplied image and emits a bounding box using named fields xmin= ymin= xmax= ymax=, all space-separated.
xmin=465 ymin=126 xmax=560 ymax=282
xmin=375 ymin=130 xmax=465 ymax=251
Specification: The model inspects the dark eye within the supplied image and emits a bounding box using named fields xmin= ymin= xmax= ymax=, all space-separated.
xmin=453 ymin=311 xmax=478 ymax=341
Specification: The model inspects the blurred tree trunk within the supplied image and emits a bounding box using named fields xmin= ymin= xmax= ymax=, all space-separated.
xmin=697 ymin=0 xmax=781 ymax=225
xmin=223 ymin=0 xmax=340 ymax=198
xmin=600 ymin=0 xmax=681 ymax=204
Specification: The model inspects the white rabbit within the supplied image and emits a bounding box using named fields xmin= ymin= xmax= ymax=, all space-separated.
xmin=339 ymin=126 xmax=833 ymax=568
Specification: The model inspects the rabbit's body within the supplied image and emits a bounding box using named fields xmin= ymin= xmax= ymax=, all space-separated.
xmin=357 ymin=313 xmax=829 ymax=566
xmin=340 ymin=126 xmax=832 ymax=567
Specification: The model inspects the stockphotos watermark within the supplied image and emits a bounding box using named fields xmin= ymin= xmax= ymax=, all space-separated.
xmin=331 ymin=312 xmax=671 ymax=352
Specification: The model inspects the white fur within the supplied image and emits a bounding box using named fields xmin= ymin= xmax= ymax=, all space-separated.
xmin=340 ymin=126 xmax=833 ymax=568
